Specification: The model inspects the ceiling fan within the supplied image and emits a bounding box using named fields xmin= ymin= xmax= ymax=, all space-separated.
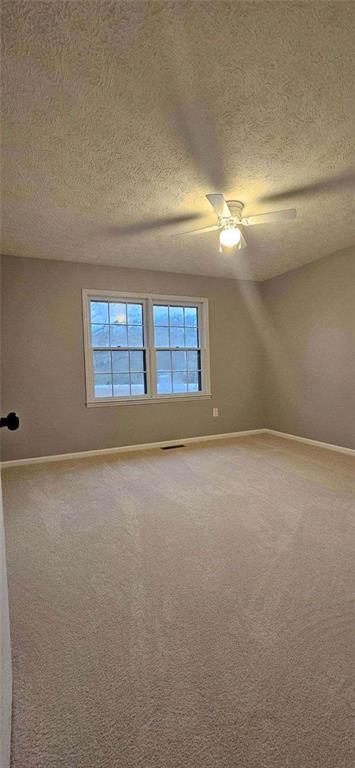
xmin=179 ymin=194 xmax=297 ymax=251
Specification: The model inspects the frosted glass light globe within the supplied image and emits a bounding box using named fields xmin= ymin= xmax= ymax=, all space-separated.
xmin=219 ymin=227 xmax=241 ymax=248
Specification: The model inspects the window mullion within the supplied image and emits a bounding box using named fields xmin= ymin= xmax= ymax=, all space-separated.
xmin=92 ymin=346 xmax=146 ymax=352
xmin=108 ymin=309 xmax=113 ymax=397
xmin=146 ymin=298 xmax=156 ymax=398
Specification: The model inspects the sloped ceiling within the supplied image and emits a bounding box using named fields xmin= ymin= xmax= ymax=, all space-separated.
xmin=1 ymin=0 xmax=355 ymax=281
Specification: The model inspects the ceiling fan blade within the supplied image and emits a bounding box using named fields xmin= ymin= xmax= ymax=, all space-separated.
xmin=177 ymin=224 xmax=220 ymax=237
xmin=239 ymin=231 xmax=247 ymax=249
xmin=260 ymin=169 xmax=355 ymax=204
xmin=206 ymin=193 xmax=231 ymax=219
xmin=101 ymin=213 xmax=201 ymax=237
xmin=241 ymin=209 xmax=297 ymax=226
xmin=173 ymin=101 xmax=226 ymax=189
xmin=155 ymin=4 xmax=227 ymax=190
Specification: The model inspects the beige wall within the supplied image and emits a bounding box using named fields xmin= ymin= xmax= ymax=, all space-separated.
xmin=2 ymin=249 xmax=354 ymax=461
xmin=262 ymin=247 xmax=355 ymax=450
xmin=1 ymin=255 xmax=265 ymax=461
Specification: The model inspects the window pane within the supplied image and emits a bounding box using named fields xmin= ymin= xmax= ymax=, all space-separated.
xmin=91 ymin=324 xmax=110 ymax=347
xmin=187 ymin=350 xmax=200 ymax=369
xmin=184 ymin=307 xmax=197 ymax=327
xmin=130 ymin=372 xmax=145 ymax=396
xmin=172 ymin=351 xmax=186 ymax=370
xmin=187 ymin=370 xmax=200 ymax=392
xmin=156 ymin=351 xmax=171 ymax=371
xmin=129 ymin=351 xmax=144 ymax=371
xmin=112 ymin=350 xmax=129 ymax=372
xmin=153 ymin=305 xmax=169 ymax=326
xmin=91 ymin=302 xmax=109 ymax=324
xmin=109 ymin=303 xmax=127 ymax=324
xmin=127 ymin=325 xmax=143 ymax=347
xmin=185 ymin=327 xmax=198 ymax=347
xmin=157 ymin=371 xmax=172 ymax=394
xmin=94 ymin=374 xmax=112 ymax=398
xmin=155 ymin=326 xmax=169 ymax=347
xmin=111 ymin=325 xmax=128 ymax=347
xmin=170 ymin=326 xmax=184 ymax=347
xmin=173 ymin=371 xmax=188 ymax=393
xmin=93 ymin=351 xmax=111 ymax=373
xmin=113 ymin=373 xmax=130 ymax=397
xmin=127 ymin=303 xmax=143 ymax=325
xmin=169 ymin=305 xmax=184 ymax=326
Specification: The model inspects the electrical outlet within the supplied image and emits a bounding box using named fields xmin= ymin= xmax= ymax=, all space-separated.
xmin=212 ymin=407 xmax=219 ymax=417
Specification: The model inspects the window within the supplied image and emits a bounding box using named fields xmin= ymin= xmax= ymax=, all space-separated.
xmin=154 ymin=304 xmax=201 ymax=395
xmin=89 ymin=299 xmax=147 ymax=399
xmin=83 ymin=290 xmax=211 ymax=405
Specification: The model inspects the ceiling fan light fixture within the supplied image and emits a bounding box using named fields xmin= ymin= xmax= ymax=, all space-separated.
xmin=219 ymin=226 xmax=241 ymax=248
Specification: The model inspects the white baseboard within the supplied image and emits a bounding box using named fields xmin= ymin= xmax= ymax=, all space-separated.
xmin=2 ymin=428 xmax=354 ymax=468
xmin=0 ymin=429 xmax=267 ymax=468
xmin=266 ymin=429 xmax=355 ymax=456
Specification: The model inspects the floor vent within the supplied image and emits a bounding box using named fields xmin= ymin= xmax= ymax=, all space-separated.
xmin=161 ymin=444 xmax=185 ymax=450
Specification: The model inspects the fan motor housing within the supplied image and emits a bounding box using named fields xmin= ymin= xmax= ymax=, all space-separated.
xmin=225 ymin=200 xmax=244 ymax=222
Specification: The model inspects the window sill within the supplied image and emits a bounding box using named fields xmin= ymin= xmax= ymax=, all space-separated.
xmin=86 ymin=393 xmax=212 ymax=407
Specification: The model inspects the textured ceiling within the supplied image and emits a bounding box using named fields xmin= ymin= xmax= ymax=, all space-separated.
xmin=1 ymin=0 xmax=355 ymax=281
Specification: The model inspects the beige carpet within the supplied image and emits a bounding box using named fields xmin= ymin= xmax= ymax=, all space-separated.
xmin=3 ymin=434 xmax=355 ymax=768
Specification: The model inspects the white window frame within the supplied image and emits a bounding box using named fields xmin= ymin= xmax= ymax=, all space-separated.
xmin=82 ymin=289 xmax=211 ymax=406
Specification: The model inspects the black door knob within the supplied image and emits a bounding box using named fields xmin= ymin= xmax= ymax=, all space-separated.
xmin=0 ymin=412 xmax=20 ymax=431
